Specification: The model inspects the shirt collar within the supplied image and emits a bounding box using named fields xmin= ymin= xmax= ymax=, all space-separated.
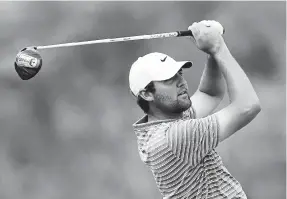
xmin=133 ymin=114 xmax=177 ymax=132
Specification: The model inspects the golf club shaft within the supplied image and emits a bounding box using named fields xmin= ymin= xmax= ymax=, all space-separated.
xmin=34 ymin=30 xmax=193 ymax=50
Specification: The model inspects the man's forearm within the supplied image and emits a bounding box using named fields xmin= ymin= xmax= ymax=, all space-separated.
xmin=213 ymin=44 xmax=260 ymax=107
xmin=198 ymin=55 xmax=225 ymax=98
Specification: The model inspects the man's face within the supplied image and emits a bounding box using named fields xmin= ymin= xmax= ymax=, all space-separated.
xmin=152 ymin=69 xmax=192 ymax=114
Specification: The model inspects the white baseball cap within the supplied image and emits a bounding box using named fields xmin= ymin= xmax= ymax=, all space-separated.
xmin=129 ymin=52 xmax=192 ymax=97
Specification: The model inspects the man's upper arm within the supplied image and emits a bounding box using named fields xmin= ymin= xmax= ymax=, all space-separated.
xmin=166 ymin=115 xmax=219 ymax=166
xmin=190 ymin=90 xmax=223 ymax=119
xmin=214 ymin=103 xmax=261 ymax=142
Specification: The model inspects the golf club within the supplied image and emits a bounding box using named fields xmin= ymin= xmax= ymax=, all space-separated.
xmin=14 ymin=30 xmax=194 ymax=80
xmin=14 ymin=27 xmax=225 ymax=80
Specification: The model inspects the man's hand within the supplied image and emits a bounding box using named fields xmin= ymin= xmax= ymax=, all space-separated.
xmin=188 ymin=20 xmax=225 ymax=55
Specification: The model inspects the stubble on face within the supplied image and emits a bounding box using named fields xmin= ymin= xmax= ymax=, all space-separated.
xmin=153 ymin=91 xmax=191 ymax=114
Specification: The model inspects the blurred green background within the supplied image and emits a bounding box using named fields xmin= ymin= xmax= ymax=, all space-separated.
xmin=0 ymin=1 xmax=285 ymax=199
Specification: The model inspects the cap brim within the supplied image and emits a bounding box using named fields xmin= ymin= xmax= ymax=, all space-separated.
xmin=152 ymin=61 xmax=192 ymax=82
xmin=180 ymin=61 xmax=192 ymax=68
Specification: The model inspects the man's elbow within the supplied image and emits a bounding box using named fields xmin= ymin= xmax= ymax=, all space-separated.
xmin=243 ymin=99 xmax=262 ymax=117
xmin=251 ymin=94 xmax=261 ymax=112
xmin=253 ymin=100 xmax=262 ymax=114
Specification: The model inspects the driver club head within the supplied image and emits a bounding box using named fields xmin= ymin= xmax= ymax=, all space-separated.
xmin=14 ymin=47 xmax=42 ymax=80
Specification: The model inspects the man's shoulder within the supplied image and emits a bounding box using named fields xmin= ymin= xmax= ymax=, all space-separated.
xmin=134 ymin=118 xmax=172 ymax=138
xmin=133 ymin=107 xmax=196 ymax=138
xmin=134 ymin=120 xmax=173 ymax=163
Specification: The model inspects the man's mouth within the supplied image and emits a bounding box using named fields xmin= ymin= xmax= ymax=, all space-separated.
xmin=178 ymin=90 xmax=188 ymax=96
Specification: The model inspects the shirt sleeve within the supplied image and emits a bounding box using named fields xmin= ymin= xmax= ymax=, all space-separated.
xmin=166 ymin=114 xmax=219 ymax=166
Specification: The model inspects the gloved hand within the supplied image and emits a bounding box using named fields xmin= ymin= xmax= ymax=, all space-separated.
xmin=188 ymin=20 xmax=225 ymax=55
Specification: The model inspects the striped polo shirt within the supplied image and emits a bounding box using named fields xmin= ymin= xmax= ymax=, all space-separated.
xmin=133 ymin=107 xmax=247 ymax=199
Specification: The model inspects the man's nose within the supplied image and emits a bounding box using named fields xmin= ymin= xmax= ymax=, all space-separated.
xmin=176 ymin=75 xmax=188 ymax=88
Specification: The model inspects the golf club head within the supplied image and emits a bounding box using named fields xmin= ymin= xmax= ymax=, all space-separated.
xmin=15 ymin=47 xmax=42 ymax=80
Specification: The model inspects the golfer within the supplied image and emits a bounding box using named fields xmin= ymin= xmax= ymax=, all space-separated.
xmin=129 ymin=20 xmax=261 ymax=199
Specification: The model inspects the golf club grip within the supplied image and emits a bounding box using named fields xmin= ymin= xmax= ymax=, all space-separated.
xmin=177 ymin=30 xmax=193 ymax=37
xmin=177 ymin=27 xmax=226 ymax=37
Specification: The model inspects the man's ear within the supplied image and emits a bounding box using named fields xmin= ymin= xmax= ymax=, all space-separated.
xmin=138 ymin=89 xmax=154 ymax=102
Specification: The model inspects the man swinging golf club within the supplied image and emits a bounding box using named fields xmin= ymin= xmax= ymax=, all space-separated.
xmin=129 ymin=20 xmax=261 ymax=199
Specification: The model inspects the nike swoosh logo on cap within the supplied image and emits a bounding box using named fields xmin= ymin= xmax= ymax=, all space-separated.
xmin=160 ymin=56 xmax=167 ymax=62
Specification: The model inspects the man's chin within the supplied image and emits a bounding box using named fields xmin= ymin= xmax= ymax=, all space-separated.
xmin=183 ymin=103 xmax=192 ymax=112
xmin=180 ymin=97 xmax=192 ymax=108
xmin=175 ymin=101 xmax=191 ymax=113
